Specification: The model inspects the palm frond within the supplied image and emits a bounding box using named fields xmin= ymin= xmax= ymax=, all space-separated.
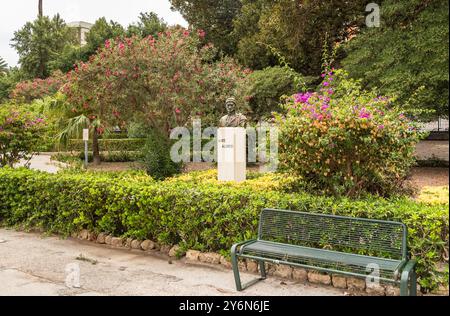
xmin=56 ymin=114 xmax=90 ymax=147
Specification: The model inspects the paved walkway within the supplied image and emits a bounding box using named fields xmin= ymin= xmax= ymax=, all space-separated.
xmin=0 ymin=229 xmax=343 ymax=296
xmin=415 ymin=141 xmax=449 ymax=161
xmin=16 ymin=153 xmax=67 ymax=173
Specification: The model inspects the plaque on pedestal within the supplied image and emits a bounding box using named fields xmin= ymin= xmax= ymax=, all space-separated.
xmin=217 ymin=127 xmax=246 ymax=182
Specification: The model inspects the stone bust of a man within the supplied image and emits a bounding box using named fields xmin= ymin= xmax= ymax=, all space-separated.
xmin=219 ymin=97 xmax=247 ymax=127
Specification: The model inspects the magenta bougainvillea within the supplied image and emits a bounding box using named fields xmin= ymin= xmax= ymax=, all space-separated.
xmin=276 ymin=69 xmax=422 ymax=197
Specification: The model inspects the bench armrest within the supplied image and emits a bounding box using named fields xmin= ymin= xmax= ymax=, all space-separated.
xmin=401 ymin=260 xmax=416 ymax=278
xmin=231 ymin=239 xmax=257 ymax=256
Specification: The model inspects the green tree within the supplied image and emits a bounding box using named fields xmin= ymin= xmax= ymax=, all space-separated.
xmin=233 ymin=0 xmax=365 ymax=75
xmin=342 ymin=0 xmax=449 ymax=119
xmin=0 ymin=67 xmax=25 ymax=102
xmin=61 ymin=28 xmax=249 ymax=164
xmin=170 ymin=0 xmax=242 ymax=55
xmin=126 ymin=12 xmax=167 ymax=38
xmin=49 ymin=17 xmax=125 ymax=74
xmin=84 ymin=17 xmax=125 ymax=52
xmin=11 ymin=14 xmax=75 ymax=79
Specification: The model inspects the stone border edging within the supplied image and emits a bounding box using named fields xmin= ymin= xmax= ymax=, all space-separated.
xmin=74 ymin=229 xmax=449 ymax=296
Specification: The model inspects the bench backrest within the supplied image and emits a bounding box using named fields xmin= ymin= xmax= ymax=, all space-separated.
xmin=258 ymin=208 xmax=407 ymax=260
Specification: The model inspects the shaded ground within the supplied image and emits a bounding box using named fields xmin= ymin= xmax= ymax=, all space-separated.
xmin=0 ymin=229 xmax=343 ymax=296
xmin=415 ymin=141 xmax=449 ymax=161
xmin=408 ymin=167 xmax=449 ymax=189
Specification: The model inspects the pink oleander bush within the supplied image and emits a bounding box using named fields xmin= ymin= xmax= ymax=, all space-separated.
xmin=276 ymin=69 xmax=424 ymax=197
xmin=10 ymin=70 xmax=65 ymax=103
xmin=62 ymin=27 xmax=251 ymax=134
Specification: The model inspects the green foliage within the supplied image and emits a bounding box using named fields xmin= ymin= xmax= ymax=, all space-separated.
xmin=0 ymin=107 xmax=46 ymax=166
xmin=170 ymin=0 xmax=242 ymax=55
xmin=84 ymin=18 xmax=125 ymax=53
xmin=276 ymin=69 xmax=424 ymax=197
xmin=11 ymin=14 xmax=76 ymax=79
xmin=0 ymin=67 xmax=25 ymax=102
xmin=63 ymin=27 xmax=250 ymax=135
xmin=0 ymin=57 xmax=8 ymax=75
xmin=49 ymin=13 xmax=167 ymax=74
xmin=65 ymin=138 xmax=145 ymax=152
xmin=233 ymin=0 xmax=365 ymax=75
xmin=245 ymin=66 xmax=313 ymax=119
xmin=126 ymin=12 xmax=167 ymax=38
xmin=10 ymin=70 xmax=66 ymax=103
xmin=139 ymin=130 xmax=182 ymax=180
xmin=342 ymin=0 xmax=449 ymax=119
xmin=52 ymin=151 xmax=140 ymax=163
xmin=0 ymin=167 xmax=447 ymax=291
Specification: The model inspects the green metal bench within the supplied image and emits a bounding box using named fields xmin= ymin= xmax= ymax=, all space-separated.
xmin=231 ymin=208 xmax=417 ymax=296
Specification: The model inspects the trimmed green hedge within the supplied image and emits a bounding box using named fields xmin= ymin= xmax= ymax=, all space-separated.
xmin=64 ymin=138 xmax=145 ymax=152
xmin=52 ymin=151 xmax=141 ymax=163
xmin=0 ymin=167 xmax=447 ymax=291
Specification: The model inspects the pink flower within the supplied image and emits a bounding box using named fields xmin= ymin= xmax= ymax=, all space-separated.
xmin=105 ymin=40 xmax=111 ymax=48
xmin=197 ymin=29 xmax=206 ymax=39
xmin=358 ymin=108 xmax=372 ymax=119
xmin=323 ymin=81 xmax=330 ymax=87
xmin=294 ymin=92 xmax=313 ymax=103
xmin=175 ymin=108 xmax=181 ymax=114
xmin=183 ymin=30 xmax=190 ymax=37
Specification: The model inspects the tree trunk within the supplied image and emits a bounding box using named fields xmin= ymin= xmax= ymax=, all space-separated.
xmin=38 ymin=0 xmax=43 ymax=17
xmin=92 ymin=128 xmax=101 ymax=165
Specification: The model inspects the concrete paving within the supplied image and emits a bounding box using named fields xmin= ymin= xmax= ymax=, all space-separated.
xmin=0 ymin=229 xmax=344 ymax=296
xmin=415 ymin=141 xmax=449 ymax=161
xmin=15 ymin=153 xmax=67 ymax=174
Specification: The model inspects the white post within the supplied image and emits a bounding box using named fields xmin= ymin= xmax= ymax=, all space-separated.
xmin=83 ymin=128 xmax=89 ymax=169
xmin=217 ymin=127 xmax=246 ymax=182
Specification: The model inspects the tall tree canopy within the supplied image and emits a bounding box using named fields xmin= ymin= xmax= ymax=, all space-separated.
xmin=49 ymin=13 xmax=167 ymax=74
xmin=11 ymin=14 xmax=75 ymax=79
xmin=342 ymin=0 xmax=449 ymax=118
xmin=170 ymin=0 xmax=242 ymax=55
xmin=170 ymin=0 xmax=365 ymax=75
xmin=233 ymin=0 xmax=365 ymax=75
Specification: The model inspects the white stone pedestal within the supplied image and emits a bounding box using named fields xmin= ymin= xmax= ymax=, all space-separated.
xmin=217 ymin=127 xmax=246 ymax=182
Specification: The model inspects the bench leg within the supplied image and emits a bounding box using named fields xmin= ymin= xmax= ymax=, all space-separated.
xmin=400 ymin=260 xmax=417 ymax=296
xmin=259 ymin=260 xmax=266 ymax=279
xmin=409 ymin=270 xmax=417 ymax=296
xmin=231 ymin=246 xmax=242 ymax=291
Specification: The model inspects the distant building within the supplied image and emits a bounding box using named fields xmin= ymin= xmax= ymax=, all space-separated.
xmin=67 ymin=21 xmax=93 ymax=46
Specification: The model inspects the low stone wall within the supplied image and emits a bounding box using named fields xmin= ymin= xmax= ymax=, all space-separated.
xmin=73 ymin=229 xmax=449 ymax=296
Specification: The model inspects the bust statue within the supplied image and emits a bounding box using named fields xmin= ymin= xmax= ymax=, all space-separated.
xmin=219 ymin=97 xmax=247 ymax=127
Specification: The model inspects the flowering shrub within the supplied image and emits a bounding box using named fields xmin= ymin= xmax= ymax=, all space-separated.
xmin=62 ymin=27 xmax=250 ymax=134
xmin=276 ymin=69 xmax=423 ymax=197
xmin=0 ymin=107 xmax=46 ymax=167
xmin=10 ymin=70 xmax=65 ymax=103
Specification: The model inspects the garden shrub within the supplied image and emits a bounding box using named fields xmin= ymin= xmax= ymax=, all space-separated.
xmin=10 ymin=70 xmax=66 ymax=103
xmin=139 ymin=130 xmax=182 ymax=179
xmin=65 ymin=138 xmax=145 ymax=152
xmin=52 ymin=151 xmax=141 ymax=164
xmin=0 ymin=167 xmax=447 ymax=291
xmin=276 ymin=69 xmax=423 ymax=197
xmin=245 ymin=66 xmax=299 ymax=120
xmin=0 ymin=107 xmax=46 ymax=167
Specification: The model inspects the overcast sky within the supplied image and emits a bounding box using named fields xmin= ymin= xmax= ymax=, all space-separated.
xmin=0 ymin=0 xmax=188 ymax=67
